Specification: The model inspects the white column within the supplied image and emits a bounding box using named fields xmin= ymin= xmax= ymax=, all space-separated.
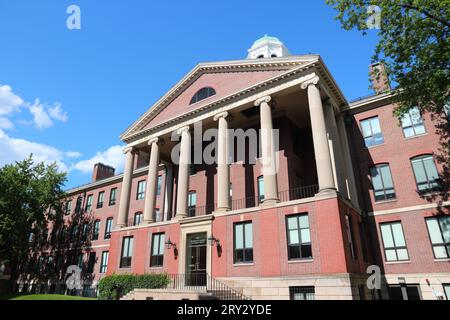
xmin=255 ymin=95 xmax=279 ymax=205
xmin=163 ymin=164 xmax=174 ymax=221
xmin=301 ymin=77 xmax=336 ymax=194
xmin=214 ymin=111 xmax=231 ymax=212
xmin=117 ymin=147 xmax=136 ymax=227
xmin=143 ymin=138 xmax=161 ymax=224
xmin=337 ymin=115 xmax=360 ymax=207
xmin=324 ymin=102 xmax=348 ymax=197
xmin=175 ymin=126 xmax=191 ymax=219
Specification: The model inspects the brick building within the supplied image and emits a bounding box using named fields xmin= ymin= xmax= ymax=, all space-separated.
xmin=15 ymin=36 xmax=450 ymax=300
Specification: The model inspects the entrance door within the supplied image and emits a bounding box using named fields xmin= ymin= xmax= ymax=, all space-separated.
xmin=186 ymin=233 xmax=207 ymax=287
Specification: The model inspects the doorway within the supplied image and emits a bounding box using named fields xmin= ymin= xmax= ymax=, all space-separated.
xmin=186 ymin=232 xmax=207 ymax=286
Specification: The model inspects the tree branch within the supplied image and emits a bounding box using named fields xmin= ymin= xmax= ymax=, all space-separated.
xmin=401 ymin=4 xmax=450 ymax=28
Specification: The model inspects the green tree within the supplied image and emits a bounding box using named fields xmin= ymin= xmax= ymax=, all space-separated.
xmin=0 ymin=156 xmax=67 ymax=288
xmin=326 ymin=0 xmax=449 ymax=200
xmin=325 ymin=0 xmax=449 ymax=117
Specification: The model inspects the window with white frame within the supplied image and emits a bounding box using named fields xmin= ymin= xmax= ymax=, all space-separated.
xmin=380 ymin=222 xmax=409 ymax=262
xmin=360 ymin=116 xmax=384 ymax=147
xmin=370 ymin=164 xmax=396 ymax=201
xmin=150 ymin=233 xmax=165 ymax=267
xmin=137 ymin=180 xmax=146 ymax=200
xmin=100 ymin=251 xmax=109 ymax=273
xmin=411 ymin=155 xmax=440 ymax=193
xmin=120 ymin=236 xmax=133 ymax=268
xmin=401 ymin=107 xmax=426 ymax=137
xmin=426 ymin=216 xmax=450 ymax=259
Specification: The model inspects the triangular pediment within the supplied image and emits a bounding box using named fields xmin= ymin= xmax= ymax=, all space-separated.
xmin=121 ymin=56 xmax=319 ymax=142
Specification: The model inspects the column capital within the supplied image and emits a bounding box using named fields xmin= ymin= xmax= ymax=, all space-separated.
xmin=148 ymin=137 xmax=164 ymax=146
xmin=213 ymin=111 xmax=229 ymax=122
xmin=123 ymin=146 xmax=135 ymax=155
xmin=254 ymin=95 xmax=272 ymax=107
xmin=177 ymin=126 xmax=190 ymax=135
xmin=300 ymin=75 xmax=320 ymax=90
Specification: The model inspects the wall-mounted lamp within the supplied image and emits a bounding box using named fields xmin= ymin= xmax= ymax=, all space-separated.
xmin=208 ymin=235 xmax=220 ymax=247
xmin=165 ymin=238 xmax=176 ymax=250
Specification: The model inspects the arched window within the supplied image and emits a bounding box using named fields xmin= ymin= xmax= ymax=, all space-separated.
xmin=190 ymin=87 xmax=216 ymax=105
xmin=410 ymin=155 xmax=440 ymax=193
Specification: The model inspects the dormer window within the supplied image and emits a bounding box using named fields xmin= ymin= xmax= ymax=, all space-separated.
xmin=190 ymin=87 xmax=216 ymax=105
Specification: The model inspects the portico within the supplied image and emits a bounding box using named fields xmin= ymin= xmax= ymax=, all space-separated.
xmin=115 ymin=67 xmax=358 ymax=230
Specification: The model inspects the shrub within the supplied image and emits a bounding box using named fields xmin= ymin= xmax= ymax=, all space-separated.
xmin=98 ymin=273 xmax=170 ymax=300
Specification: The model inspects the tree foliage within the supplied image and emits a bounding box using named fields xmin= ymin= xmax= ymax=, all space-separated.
xmin=326 ymin=0 xmax=449 ymax=118
xmin=0 ymin=156 xmax=67 ymax=264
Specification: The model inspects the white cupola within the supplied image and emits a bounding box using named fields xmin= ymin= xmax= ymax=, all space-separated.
xmin=247 ymin=35 xmax=291 ymax=59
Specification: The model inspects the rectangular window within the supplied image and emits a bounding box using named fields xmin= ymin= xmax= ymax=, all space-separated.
xmin=401 ymin=107 xmax=426 ymax=138
xmin=286 ymin=214 xmax=312 ymax=260
xmin=234 ymin=222 xmax=253 ymax=264
xmin=120 ymin=236 xmax=134 ymax=268
xmin=104 ymin=218 xmax=113 ymax=239
xmin=444 ymin=284 xmax=450 ymax=300
xmin=289 ymin=287 xmax=315 ymax=300
xmin=156 ymin=176 xmax=162 ymax=196
xmin=150 ymin=233 xmax=165 ymax=267
xmin=155 ymin=208 xmax=161 ymax=222
xmin=388 ymin=284 xmax=421 ymax=300
xmin=426 ymin=216 xmax=450 ymax=259
xmin=75 ymin=196 xmax=83 ymax=214
xmin=81 ymin=223 xmax=89 ymax=241
xmin=360 ymin=116 xmax=384 ymax=147
xmin=345 ymin=215 xmax=358 ymax=260
xmin=380 ymin=222 xmax=409 ymax=262
xmin=137 ymin=180 xmax=146 ymax=200
xmin=445 ymin=102 xmax=450 ymax=122
xmin=109 ymin=188 xmax=117 ymax=206
xmin=100 ymin=251 xmax=109 ymax=274
xmin=97 ymin=191 xmax=105 ymax=209
xmin=188 ymin=191 xmax=197 ymax=217
xmin=85 ymin=195 xmax=93 ymax=212
xmin=411 ymin=155 xmax=440 ymax=193
xmin=92 ymin=220 xmax=100 ymax=241
xmin=87 ymin=252 xmax=96 ymax=273
xmin=65 ymin=200 xmax=72 ymax=215
xmin=257 ymin=176 xmax=264 ymax=204
xmin=370 ymin=164 xmax=396 ymax=201
xmin=134 ymin=212 xmax=143 ymax=226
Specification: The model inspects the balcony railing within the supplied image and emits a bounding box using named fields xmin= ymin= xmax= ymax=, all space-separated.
xmin=278 ymin=184 xmax=319 ymax=203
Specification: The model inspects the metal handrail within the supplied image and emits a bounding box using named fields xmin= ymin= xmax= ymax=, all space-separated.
xmin=163 ymin=273 xmax=250 ymax=300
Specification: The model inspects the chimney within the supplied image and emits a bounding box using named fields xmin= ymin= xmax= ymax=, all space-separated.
xmin=92 ymin=163 xmax=115 ymax=182
xmin=370 ymin=62 xmax=391 ymax=94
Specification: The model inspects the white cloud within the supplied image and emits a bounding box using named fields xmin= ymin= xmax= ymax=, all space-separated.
xmin=0 ymin=84 xmax=68 ymax=130
xmin=27 ymin=99 xmax=68 ymax=130
xmin=73 ymin=145 xmax=125 ymax=174
xmin=48 ymin=104 xmax=68 ymax=122
xmin=0 ymin=129 xmax=123 ymax=178
xmin=0 ymin=129 xmax=70 ymax=172
xmin=0 ymin=85 xmax=23 ymax=116
xmin=0 ymin=117 xmax=14 ymax=130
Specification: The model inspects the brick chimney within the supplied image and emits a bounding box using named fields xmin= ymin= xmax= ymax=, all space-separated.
xmin=370 ymin=62 xmax=391 ymax=94
xmin=92 ymin=163 xmax=115 ymax=182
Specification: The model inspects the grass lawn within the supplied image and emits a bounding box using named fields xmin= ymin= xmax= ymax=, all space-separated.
xmin=1 ymin=294 xmax=96 ymax=300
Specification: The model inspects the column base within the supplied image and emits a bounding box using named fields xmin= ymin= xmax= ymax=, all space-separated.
xmin=315 ymin=188 xmax=337 ymax=197
xmin=214 ymin=207 xmax=231 ymax=214
xmin=172 ymin=214 xmax=187 ymax=221
xmin=259 ymin=198 xmax=279 ymax=208
xmin=144 ymin=220 xmax=155 ymax=225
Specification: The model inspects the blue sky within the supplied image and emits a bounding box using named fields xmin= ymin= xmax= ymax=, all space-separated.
xmin=0 ymin=0 xmax=379 ymax=189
